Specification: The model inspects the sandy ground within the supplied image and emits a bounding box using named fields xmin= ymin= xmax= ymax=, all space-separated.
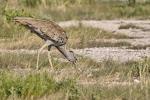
xmin=74 ymin=47 xmax=150 ymax=62
xmin=0 ymin=47 xmax=149 ymax=63
xmin=59 ymin=20 xmax=150 ymax=62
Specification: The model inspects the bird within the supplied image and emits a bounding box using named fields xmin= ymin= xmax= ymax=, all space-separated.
xmin=14 ymin=17 xmax=77 ymax=70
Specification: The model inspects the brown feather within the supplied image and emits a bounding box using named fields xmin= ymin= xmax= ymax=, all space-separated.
xmin=14 ymin=17 xmax=68 ymax=46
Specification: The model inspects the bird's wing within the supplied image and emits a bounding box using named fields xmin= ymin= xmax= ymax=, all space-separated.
xmin=14 ymin=17 xmax=68 ymax=45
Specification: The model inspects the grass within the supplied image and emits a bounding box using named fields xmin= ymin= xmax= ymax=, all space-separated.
xmin=66 ymin=26 xmax=131 ymax=40
xmin=0 ymin=26 xmax=132 ymax=49
xmin=73 ymin=41 xmax=131 ymax=49
xmin=1 ymin=0 xmax=150 ymax=22
xmin=66 ymin=26 xmax=132 ymax=48
xmin=0 ymin=71 xmax=150 ymax=100
xmin=127 ymin=44 xmax=150 ymax=50
xmin=0 ymin=71 xmax=78 ymax=100
xmin=119 ymin=23 xmax=142 ymax=29
xmin=21 ymin=1 xmax=150 ymax=20
xmin=0 ymin=53 xmax=150 ymax=99
xmin=1 ymin=0 xmax=150 ymax=99
xmin=0 ymin=52 xmax=150 ymax=79
xmin=0 ymin=52 xmax=95 ymax=70
xmin=72 ymin=41 xmax=132 ymax=49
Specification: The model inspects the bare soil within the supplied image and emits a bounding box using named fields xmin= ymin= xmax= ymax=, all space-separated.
xmin=59 ymin=20 xmax=150 ymax=62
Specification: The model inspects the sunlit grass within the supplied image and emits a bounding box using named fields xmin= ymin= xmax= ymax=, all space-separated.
xmin=0 ymin=71 xmax=78 ymax=100
xmin=0 ymin=70 xmax=150 ymax=100
xmin=23 ymin=3 xmax=150 ymax=21
xmin=1 ymin=0 xmax=150 ymax=21
xmin=0 ymin=52 xmax=150 ymax=99
xmin=0 ymin=52 xmax=150 ymax=80
xmin=0 ymin=1 xmax=150 ymax=99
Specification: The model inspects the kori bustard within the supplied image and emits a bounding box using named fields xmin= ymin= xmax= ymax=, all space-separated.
xmin=14 ymin=17 xmax=77 ymax=70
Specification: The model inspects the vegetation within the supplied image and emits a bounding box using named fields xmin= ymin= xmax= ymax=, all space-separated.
xmin=0 ymin=0 xmax=150 ymax=100
xmin=66 ymin=27 xmax=132 ymax=48
xmin=128 ymin=44 xmax=150 ymax=50
xmin=1 ymin=0 xmax=150 ymax=22
xmin=128 ymin=0 xmax=136 ymax=6
xmin=0 ymin=26 xmax=132 ymax=49
xmin=0 ymin=53 xmax=150 ymax=99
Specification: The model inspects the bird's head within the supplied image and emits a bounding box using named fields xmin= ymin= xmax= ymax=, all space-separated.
xmin=67 ymin=50 xmax=77 ymax=64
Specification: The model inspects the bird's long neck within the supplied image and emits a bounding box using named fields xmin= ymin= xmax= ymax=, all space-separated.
xmin=55 ymin=46 xmax=69 ymax=60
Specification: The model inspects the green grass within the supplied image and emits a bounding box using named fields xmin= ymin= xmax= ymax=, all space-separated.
xmin=0 ymin=52 xmax=96 ymax=70
xmin=0 ymin=71 xmax=150 ymax=100
xmin=0 ymin=52 xmax=150 ymax=99
xmin=0 ymin=52 xmax=150 ymax=79
xmin=0 ymin=0 xmax=150 ymax=50
xmin=0 ymin=70 xmax=150 ymax=100
xmin=0 ymin=71 xmax=78 ymax=100
xmin=1 ymin=0 xmax=150 ymax=22
xmin=81 ymin=84 xmax=150 ymax=100
xmin=1 ymin=0 xmax=150 ymax=99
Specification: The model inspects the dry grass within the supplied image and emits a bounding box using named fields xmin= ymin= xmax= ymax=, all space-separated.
xmin=0 ymin=52 xmax=150 ymax=100
xmin=0 ymin=26 xmax=132 ymax=49
xmin=0 ymin=0 xmax=150 ymax=99
xmin=1 ymin=0 xmax=150 ymax=22
xmin=119 ymin=23 xmax=143 ymax=29
xmin=127 ymin=44 xmax=150 ymax=50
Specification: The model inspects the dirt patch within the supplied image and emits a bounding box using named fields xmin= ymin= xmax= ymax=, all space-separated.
xmin=59 ymin=20 xmax=150 ymax=38
xmin=59 ymin=20 xmax=150 ymax=62
xmin=74 ymin=47 xmax=150 ymax=62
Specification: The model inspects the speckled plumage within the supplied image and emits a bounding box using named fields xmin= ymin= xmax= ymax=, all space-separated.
xmin=14 ymin=17 xmax=77 ymax=69
xmin=14 ymin=17 xmax=68 ymax=46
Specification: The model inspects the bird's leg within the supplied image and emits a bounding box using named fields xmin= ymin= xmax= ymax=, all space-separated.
xmin=73 ymin=63 xmax=82 ymax=73
xmin=36 ymin=43 xmax=48 ymax=70
xmin=48 ymin=46 xmax=54 ymax=71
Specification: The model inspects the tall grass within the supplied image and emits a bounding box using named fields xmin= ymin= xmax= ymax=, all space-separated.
xmin=0 ymin=26 xmax=131 ymax=49
xmin=20 ymin=0 xmax=97 ymax=7
xmin=0 ymin=71 xmax=79 ymax=100
xmin=0 ymin=54 xmax=150 ymax=99
xmin=1 ymin=0 xmax=150 ymax=21
xmin=66 ymin=26 xmax=132 ymax=48
xmin=0 ymin=0 xmax=150 ymax=100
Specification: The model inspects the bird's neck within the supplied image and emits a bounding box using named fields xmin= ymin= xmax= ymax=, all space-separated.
xmin=55 ymin=46 xmax=70 ymax=60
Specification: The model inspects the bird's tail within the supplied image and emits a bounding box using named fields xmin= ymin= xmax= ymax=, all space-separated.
xmin=13 ymin=17 xmax=32 ymax=25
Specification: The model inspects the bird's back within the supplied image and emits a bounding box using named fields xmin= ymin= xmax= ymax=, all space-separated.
xmin=14 ymin=17 xmax=68 ymax=46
